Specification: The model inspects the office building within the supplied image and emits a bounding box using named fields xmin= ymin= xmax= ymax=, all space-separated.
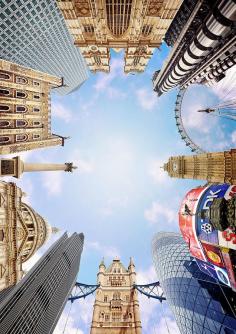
xmin=0 ymin=232 xmax=84 ymax=334
xmin=0 ymin=0 xmax=88 ymax=95
xmin=152 ymin=232 xmax=236 ymax=333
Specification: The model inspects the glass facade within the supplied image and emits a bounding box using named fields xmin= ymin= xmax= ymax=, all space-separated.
xmin=152 ymin=232 xmax=236 ymax=334
xmin=0 ymin=232 xmax=84 ymax=334
xmin=0 ymin=0 xmax=89 ymax=95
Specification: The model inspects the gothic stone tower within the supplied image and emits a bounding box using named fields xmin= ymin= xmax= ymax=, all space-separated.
xmin=90 ymin=258 xmax=142 ymax=334
xmin=164 ymin=149 xmax=236 ymax=184
xmin=0 ymin=181 xmax=57 ymax=292
xmin=57 ymin=0 xmax=182 ymax=73
xmin=0 ymin=59 xmax=67 ymax=154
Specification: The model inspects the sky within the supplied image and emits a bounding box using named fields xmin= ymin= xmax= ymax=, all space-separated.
xmin=5 ymin=44 xmax=236 ymax=334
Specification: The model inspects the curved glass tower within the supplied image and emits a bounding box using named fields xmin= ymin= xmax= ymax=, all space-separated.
xmin=152 ymin=232 xmax=236 ymax=333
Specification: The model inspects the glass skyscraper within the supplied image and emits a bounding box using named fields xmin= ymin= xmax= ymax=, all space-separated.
xmin=0 ymin=0 xmax=89 ymax=95
xmin=0 ymin=232 xmax=84 ymax=334
xmin=152 ymin=232 xmax=236 ymax=333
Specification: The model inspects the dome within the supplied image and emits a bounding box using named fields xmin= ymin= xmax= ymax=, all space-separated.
xmin=20 ymin=203 xmax=56 ymax=262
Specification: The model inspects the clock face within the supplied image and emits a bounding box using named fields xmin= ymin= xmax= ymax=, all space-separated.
xmin=173 ymin=162 xmax=178 ymax=172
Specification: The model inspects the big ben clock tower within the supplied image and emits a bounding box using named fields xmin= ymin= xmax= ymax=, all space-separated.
xmin=163 ymin=149 xmax=236 ymax=184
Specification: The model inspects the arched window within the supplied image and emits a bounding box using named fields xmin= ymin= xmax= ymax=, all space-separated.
xmin=0 ymin=89 xmax=10 ymax=95
xmin=16 ymin=106 xmax=27 ymax=113
xmin=0 ymin=105 xmax=10 ymax=111
xmin=129 ymin=313 xmax=132 ymax=318
xmin=33 ymin=134 xmax=40 ymax=140
xmin=16 ymin=120 xmax=27 ymax=127
xmin=0 ymin=136 xmax=10 ymax=143
xmin=16 ymin=134 xmax=28 ymax=142
xmin=16 ymin=76 xmax=28 ymax=84
xmin=0 ymin=121 xmax=10 ymax=128
xmin=33 ymin=81 xmax=40 ymax=86
xmin=33 ymin=107 xmax=40 ymax=112
xmin=0 ymin=72 xmax=10 ymax=80
xmin=16 ymin=91 xmax=26 ymax=99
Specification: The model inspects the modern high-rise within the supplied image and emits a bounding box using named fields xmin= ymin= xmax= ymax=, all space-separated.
xmin=0 ymin=232 xmax=84 ymax=334
xmin=152 ymin=232 xmax=236 ymax=333
xmin=0 ymin=0 xmax=89 ymax=95
xmin=0 ymin=180 xmax=58 ymax=292
xmin=153 ymin=0 xmax=236 ymax=95
xmin=90 ymin=257 xmax=142 ymax=333
xmin=0 ymin=59 xmax=68 ymax=154
xmin=0 ymin=156 xmax=77 ymax=178
xmin=57 ymin=0 xmax=182 ymax=73
xmin=163 ymin=149 xmax=236 ymax=184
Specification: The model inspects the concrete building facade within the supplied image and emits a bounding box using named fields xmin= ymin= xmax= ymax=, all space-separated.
xmin=90 ymin=258 xmax=142 ymax=333
xmin=0 ymin=0 xmax=88 ymax=95
xmin=0 ymin=59 xmax=68 ymax=154
xmin=57 ymin=0 xmax=182 ymax=73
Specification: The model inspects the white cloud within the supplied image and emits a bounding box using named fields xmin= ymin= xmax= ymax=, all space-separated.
xmin=136 ymin=264 xmax=180 ymax=334
xmin=51 ymin=103 xmax=73 ymax=123
xmin=93 ymin=58 xmax=127 ymax=99
xmin=53 ymin=311 xmax=84 ymax=334
xmin=148 ymin=159 xmax=170 ymax=184
xmin=232 ymin=130 xmax=236 ymax=144
xmin=54 ymin=295 xmax=94 ymax=334
xmin=100 ymin=196 xmax=128 ymax=217
xmin=22 ymin=251 xmax=42 ymax=273
xmin=41 ymin=171 xmax=63 ymax=196
xmin=136 ymin=88 xmax=157 ymax=111
xmin=71 ymin=149 xmax=94 ymax=174
xmin=86 ymin=241 xmax=121 ymax=259
xmin=144 ymin=201 xmax=176 ymax=225
xmin=136 ymin=265 xmax=157 ymax=285
xmin=154 ymin=317 xmax=180 ymax=334
xmin=182 ymin=101 xmax=217 ymax=134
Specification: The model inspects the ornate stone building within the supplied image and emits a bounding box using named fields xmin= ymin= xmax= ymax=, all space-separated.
xmin=0 ymin=156 xmax=77 ymax=178
xmin=0 ymin=181 xmax=57 ymax=292
xmin=90 ymin=258 xmax=142 ymax=333
xmin=163 ymin=149 xmax=236 ymax=184
xmin=57 ymin=0 xmax=182 ymax=73
xmin=0 ymin=59 xmax=68 ymax=155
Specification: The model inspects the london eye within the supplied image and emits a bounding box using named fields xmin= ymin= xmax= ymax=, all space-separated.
xmin=175 ymin=67 xmax=236 ymax=153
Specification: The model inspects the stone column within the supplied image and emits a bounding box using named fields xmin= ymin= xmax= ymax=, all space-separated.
xmin=23 ymin=162 xmax=76 ymax=173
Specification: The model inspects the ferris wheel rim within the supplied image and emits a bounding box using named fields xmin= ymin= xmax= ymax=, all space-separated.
xmin=175 ymin=87 xmax=206 ymax=154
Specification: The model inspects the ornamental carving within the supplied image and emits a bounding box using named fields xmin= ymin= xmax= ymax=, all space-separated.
xmin=57 ymin=0 xmax=182 ymax=73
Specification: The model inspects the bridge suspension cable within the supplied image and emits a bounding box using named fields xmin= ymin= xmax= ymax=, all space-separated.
xmin=134 ymin=281 xmax=166 ymax=302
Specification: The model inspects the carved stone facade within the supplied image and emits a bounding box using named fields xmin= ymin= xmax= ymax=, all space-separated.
xmin=164 ymin=149 xmax=236 ymax=184
xmin=0 ymin=59 xmax=68 ymax=154
xmin=0 ymin=181 xmax=56 ymax=292
xmin=90 ymin=258 xmax=142 ymax=333
xmin=57 ymin=0 xmax=182 ymax=73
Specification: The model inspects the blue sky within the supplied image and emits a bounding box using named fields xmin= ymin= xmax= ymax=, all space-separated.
xmin=6 ymin=44 xmax=236 ymax=333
